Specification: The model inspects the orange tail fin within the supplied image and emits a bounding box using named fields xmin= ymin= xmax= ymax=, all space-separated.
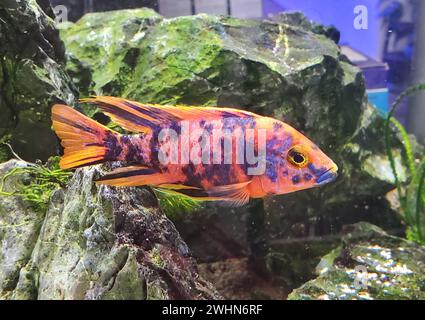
xmin=52 ymin=104 xmax=121 ymax=170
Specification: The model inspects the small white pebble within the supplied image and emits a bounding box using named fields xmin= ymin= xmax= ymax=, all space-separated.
xmin=391 ymin=264 xmax=413 ymax=275
xmin=380 ymin=250 xmax=392 ymax=260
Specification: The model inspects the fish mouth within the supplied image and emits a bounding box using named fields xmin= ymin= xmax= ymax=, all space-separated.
xmin=316 ymin=166 xmax=338 ymax=185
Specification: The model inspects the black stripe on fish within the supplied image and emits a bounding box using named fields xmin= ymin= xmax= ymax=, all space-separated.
xmin=96 ymin=168 xmax=157 ymax=181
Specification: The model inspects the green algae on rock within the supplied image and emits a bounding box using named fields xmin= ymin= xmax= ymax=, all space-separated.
xmin=0 ymin=156 xmax=71 ymax=213
xmin=0 ymin=160 xmax=46 ymax=299
xmin=0 ymin=0 xmax=77 ymax=162
xmin=59 ymin=8 xmax=162 ymax=95
xmin=288 ymin=222 xmax=425 ymax=300
xmin=0 ymin=160 xmax=220 ymax=300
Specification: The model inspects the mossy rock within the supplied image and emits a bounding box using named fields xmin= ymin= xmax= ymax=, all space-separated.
xmin=59 ymin=8 xmax=162 ymax=96
xmin=288 ymin=222 xmax=425 ymax=300
xmin=0 ymin=160 xmax=220 ymax=300
xmin=0 ymin=0 xmax=77 ymax=162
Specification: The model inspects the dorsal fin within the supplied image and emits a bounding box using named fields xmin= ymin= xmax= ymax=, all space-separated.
xmin=80 ymin=96 xmax=259 ymax=133
xmin=80 ymin=97 xmax=157 ymax=133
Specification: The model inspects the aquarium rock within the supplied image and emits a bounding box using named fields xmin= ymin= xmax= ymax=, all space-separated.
xmin=288 ymin=222 xmax=425 ymax=300
xmin=0 ymin=0 xmax=77 ymax=162
xmin=0 ymin=160 xmax=220 ymax=300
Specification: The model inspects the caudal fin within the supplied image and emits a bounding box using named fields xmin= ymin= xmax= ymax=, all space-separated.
xmin=52 ymin=104 xmax=120 ymax=170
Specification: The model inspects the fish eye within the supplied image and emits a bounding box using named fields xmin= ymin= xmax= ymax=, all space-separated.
xmin=287 ymin=146 xmax=309 ymax=168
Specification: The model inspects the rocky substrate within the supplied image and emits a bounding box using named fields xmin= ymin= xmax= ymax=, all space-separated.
xmin=288 ymin=223 xmax=425 ymax=300
xmin=0 ymin=160 xmax=220 ymax=299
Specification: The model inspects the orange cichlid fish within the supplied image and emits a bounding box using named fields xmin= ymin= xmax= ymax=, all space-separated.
xmin=52 ymin=97 xmax=338 ymax=206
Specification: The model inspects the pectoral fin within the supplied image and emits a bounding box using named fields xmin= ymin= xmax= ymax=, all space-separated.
xmin=205 ymin=181 xmax=252 ymax=206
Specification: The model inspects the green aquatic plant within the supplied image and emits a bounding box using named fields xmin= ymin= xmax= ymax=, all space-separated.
xmin=0 ymin=156 xmax=72 ymax=212
xmin=154 ymin=188 xmax=204 ymax=218
xmin=384 ymin=83 xmax=425 ymax=244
